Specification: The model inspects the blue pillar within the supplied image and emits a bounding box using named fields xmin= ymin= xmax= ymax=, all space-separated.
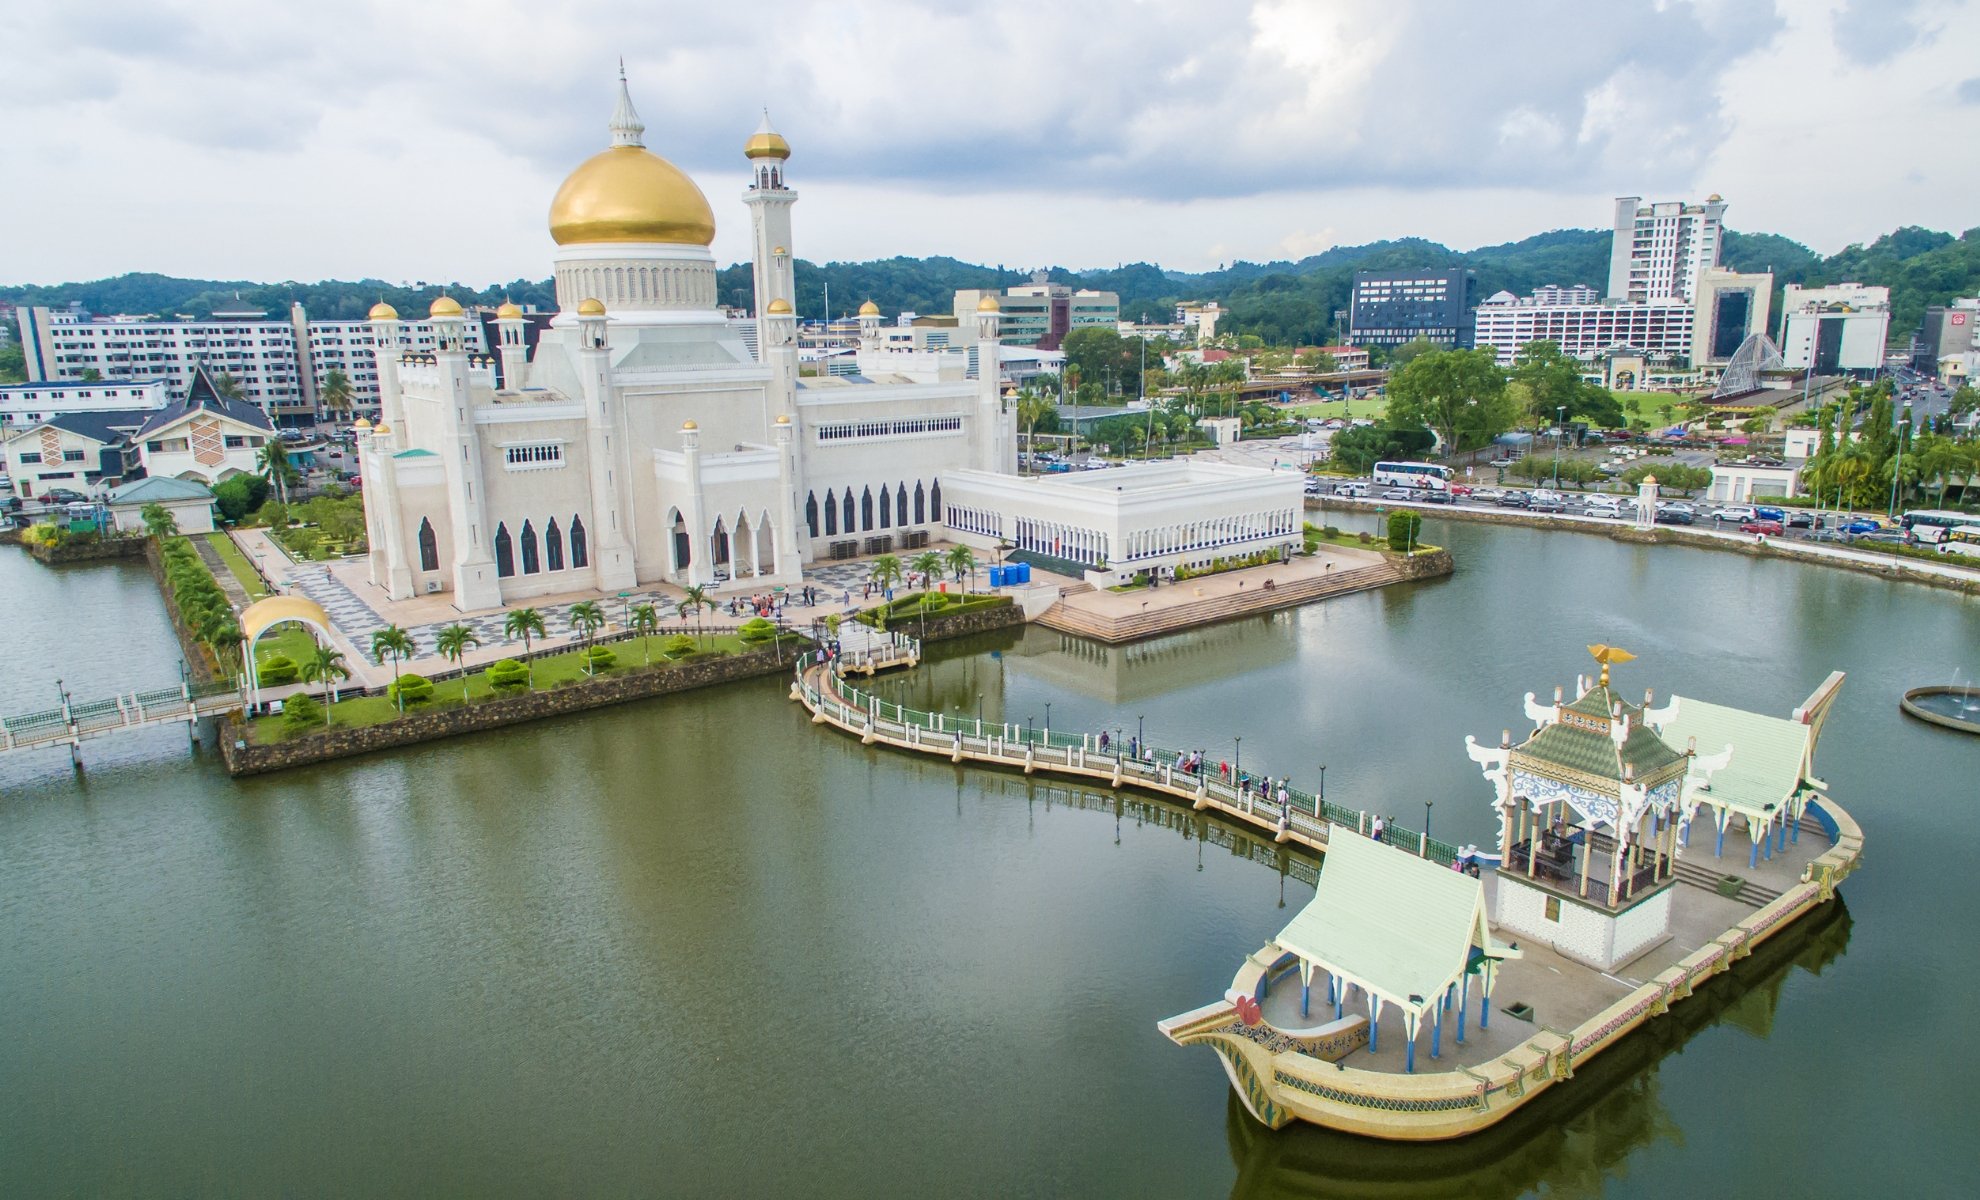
xmin=1368 ymin=997 xmax=1379 ymax=1052
xmin=1406 ymin=1026 xmax=1416 ymax=1073
xmin=1683 ymin=818 xmax=1692 ymax=847
xmin=1455 ymin=978 xmax=1468 ymax=1045
xmin=1749 ymin=838 xmax=1760 ymax=869
xmin=1479 ymin=971 xmax=1492 ymax=1030
xmin=1778 ymin=819 xmax=1789 ymax=853
xmin=1432 ymin=1001 xmax=1443 ymax=1059
xmin=1301 ymin=979 xmax=1310 ymax=1018
xmin=1715 ymin=823 xmax=1725 ymax=858
xmin=1790 ymin=814 xmax=1800 ymax=844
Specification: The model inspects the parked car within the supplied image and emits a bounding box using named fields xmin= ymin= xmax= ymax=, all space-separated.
xmin=1336 ymin=482 xmax=1368 ymax=498
xmin=1785 ymin=511 xmax=1816 ymax=529
xmin=1584 ymin=500 xmax=1622 ymax=519
xmin=1380 ymin=489 xmax=1411 ymax=501
xmin=40 ymin=488 xmax=87 ymax=505
xmin=1841 ymin=518 xmax=1883 ymax=535
xmin=1496 ymin=491 xmax=1531 ymax=508
xmin=1711 ymin=506 xmax=1757 ymax=522
xmin=1043 ymin=462 xmax=1072 ymax=473
xmin=1739 ymin=520 xmax=1784 ymax=535
xmin=1654 ymin=508 xmax=1695 ymax=526
xmin=1529 ymin=495 xmax=1566 ymax=513
xmin=1753 ymin=505 xmax=1786 ymax=522
xmin=1448 ymin=484 xmax=1473 ymax=497
xmin=1420 ymin=490 xmax=1455 ymax=504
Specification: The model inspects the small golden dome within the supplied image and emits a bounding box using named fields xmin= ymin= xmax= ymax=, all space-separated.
xmin=772 ymin=245 xmax=787 ymax=256
xmin=775 ymin=414 xmax=791 ymax=425
xmin=354 ymin=417 xmax=373 ymax=429
xmin=372 ymin=421 xmax=393 ymax=435
xmin=549 ymin=146 xmax=716 ymax=246
xmin=744 ymin=131 xmax=791 ymax=160
xmin=858 ymin=300 xmax=880 ymax=317
xmin=576 ymin=298 xmax=607 ymax=317
xmin=977 ymin=295 xmax=1002 ymax=313
xmin=767 ymin=298 xmax=793 ymax=315
xmin=495 ymin=301 xmax=524 ymax=320
xmin=1643 ymin=474 xmax=1658 ymax=485
xmin=368 ymin=301 xmax=399 ymax=322
xmin=682 ymin=419 xmax=698 ymax=431
xmin=1707 ymin=193 xmax=1723 ymax=203
xmin=429 ymin=295 xmax=464 ymax=318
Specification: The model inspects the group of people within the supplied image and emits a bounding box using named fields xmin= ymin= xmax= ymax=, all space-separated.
xmin=723 ymin=592 xmax=790 ymax=620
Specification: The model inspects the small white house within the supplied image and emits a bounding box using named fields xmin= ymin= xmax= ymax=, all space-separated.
xmin=1196 ymin=416 xmax=1241 ymax=446
xmin=1708 ymin=459 xmax=1799 ymax=504
xmin=106 ymin=476 xmax=217 ymax=535
xmin=3 ymin=410 xmax=149 ymax=498
xmin=134 ymin=365 xmax=276 ymax=486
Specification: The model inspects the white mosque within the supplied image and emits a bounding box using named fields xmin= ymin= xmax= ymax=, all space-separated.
xmin=355 ymin=74 xmax=1015 ymax=610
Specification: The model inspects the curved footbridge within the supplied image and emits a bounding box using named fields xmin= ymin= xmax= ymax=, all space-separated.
xmin=791 ymin=652 xmax=1455 ymax=863
xmin=792 ymin=649 xmax=1865 ymax=1142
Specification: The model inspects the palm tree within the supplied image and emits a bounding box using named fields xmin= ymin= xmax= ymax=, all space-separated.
xmin=945 ymin=544 xmax=977 ymax=591
xmin=504 ymin=607 xmax=547 ymax=685
xmin=435 ymin=622 xmax=479 ymax=702
xmin=257 ymin=441 xmax=296 ymax=506
xmin=911 ymin=550 xmax=944 ymax=591
xmin=1016 ymin=390 xmax=1055 ymax=468
xmin=370 ymin=624 xmax=415 ymax=710
xmin=140 ymin=502 xmax=179 ymax=539
xmin=300 ymin=642 xmax=350 ymax=725
xmin=319 ymin=369 xmax=356 ymax=419
xmin=569 ymin=600 xmax=606 ymax=673
xmin=870 ymin=553 xmax=903 ymax=595
xmin=677 ymin=584 xmax=715 ymax=647
xmin=630 ymin=602 xmax=659 ymax=664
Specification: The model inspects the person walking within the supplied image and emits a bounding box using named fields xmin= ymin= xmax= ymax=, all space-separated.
xmin=1371 ymin=814 xmax=1386 ymax=843
xmin=1099 ymin=731 xmax=1111 ymax=754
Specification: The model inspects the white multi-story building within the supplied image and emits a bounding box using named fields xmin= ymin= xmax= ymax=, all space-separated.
xmin=12 ymin=302 xmax=498 ymax=425
xmin=0 ymin=379 xmax=168 ymax=426
xmin=954 ymin=276 xmax=1119 ymax=351
xmin=1472 ymin=290 xmax=1695 ymax=366
xmin=1607 ymin=194 xmax=1727 ymax=303
xmin=1780 ymin=283 xmax=1891 ymax=375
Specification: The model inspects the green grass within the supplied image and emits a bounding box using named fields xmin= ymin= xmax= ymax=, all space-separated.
xmin=1612 ymin=391 xmax=1688 ymax=428
xmin=205 ymin=533 xmax=273 ymax=600
xmin=248 ymin=632 xmax=791 ymax=742
xmin=1284 ymin=396 xmax=1388 ymax=422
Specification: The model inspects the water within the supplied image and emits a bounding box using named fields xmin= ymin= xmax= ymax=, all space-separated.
xmin=2 ymin=521 xmax=1975 ymax=1198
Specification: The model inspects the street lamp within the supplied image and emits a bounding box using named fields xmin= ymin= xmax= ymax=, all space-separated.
xmin=1044 ymin=701 xmax=1052 ymax=739
xmin=1553 ymin=405 xmax=1566 ymax=489
xmin=1318 ymin=763 xmax=1327 ymax=803
xmin=1234 ymin=735 xmax=1242 ymax=782
xmin=1424 ymin=799 xmax=1434 ymax=844
xmin=1026 ymin=714 xmax=1034 ymax=743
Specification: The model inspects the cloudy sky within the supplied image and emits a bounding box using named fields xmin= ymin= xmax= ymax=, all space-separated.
xmin=3 ymin=0 xmax=1975 ymax=286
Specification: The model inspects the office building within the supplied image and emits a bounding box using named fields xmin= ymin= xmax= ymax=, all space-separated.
xmin=1913 ymin=299 xmax=1978 ymax=375
xmin=1607 ymin=195 xmax=1727 ymax=302
xmin=1347 ymin=269 xmax=1476 ymax=349
xmin=1472 ymin=289 xmax=1695 ymax=367
xmin=1779 ymin=283 xmax=1891 ymax=376
xmin=1690 ymin=268 xmax=1774 ymax=366
xmin=1 ymin=379 xmax=169 ymax=426
xmin=953 ymin=275 xmax=1119 ymax=351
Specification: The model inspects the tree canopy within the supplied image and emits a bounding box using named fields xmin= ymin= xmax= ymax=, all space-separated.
xmin=1382 ymin=349 xmax=1516 ymax=454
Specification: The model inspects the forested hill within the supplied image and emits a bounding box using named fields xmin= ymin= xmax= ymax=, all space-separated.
xmin=5 ymin=225 xmax=1974 ymax=348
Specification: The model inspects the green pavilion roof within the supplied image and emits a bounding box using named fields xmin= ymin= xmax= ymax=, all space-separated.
xmin=1514 ymin=683 xmax=1686 ymax=787
xmin=1652 ymin=695 xmax=1815 ymax=823
xmin=1273 ymin=831 xmax=1512 ymax=1022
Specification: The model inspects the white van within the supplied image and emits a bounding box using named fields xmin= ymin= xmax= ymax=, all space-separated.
xmin=1336 ymin=482 xmax=1370 ymax=498
xmin=1584 ymin=497 xmax=1622 ymax=519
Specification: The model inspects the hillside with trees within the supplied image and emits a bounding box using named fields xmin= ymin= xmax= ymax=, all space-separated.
xmin=6 ymin=224 xmax=1975 ymax=350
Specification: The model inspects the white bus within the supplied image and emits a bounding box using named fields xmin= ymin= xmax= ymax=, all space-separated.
xmin=1372 ymin=461 xmax=1453 ymax=491
xmin=1941 ymin=526 xmax=1980 ymax=558
xmin=1902 ymin=510 xmax=1973 ymax=543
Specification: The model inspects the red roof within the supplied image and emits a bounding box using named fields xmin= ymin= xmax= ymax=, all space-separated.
xmin=1200 ymin=349 xmax=1233 ymax=362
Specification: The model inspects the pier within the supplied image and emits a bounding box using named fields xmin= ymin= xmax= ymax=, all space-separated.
xmin=0 ymin=676 xmax=243 ymax=765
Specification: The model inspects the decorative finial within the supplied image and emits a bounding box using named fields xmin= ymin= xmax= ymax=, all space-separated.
xmin=609 ymin=65 xmax=645 ymax=148
xmin=1587 ymin=644 xmax=1636 ymax=688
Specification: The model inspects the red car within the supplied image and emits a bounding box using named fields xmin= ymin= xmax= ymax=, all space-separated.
xmin=1739 ymin=520 xmax=1783 ymax=536
xmin=1448 ymin=484 xmax=1473 ymax=496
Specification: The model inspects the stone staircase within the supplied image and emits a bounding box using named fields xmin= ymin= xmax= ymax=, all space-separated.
xmin=1585 ymin=819 xmax=1827 ymax=908
xmin=1036 ymin=562 xmax=1402 ymax=644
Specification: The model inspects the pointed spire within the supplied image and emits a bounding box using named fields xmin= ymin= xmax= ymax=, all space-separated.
xmin=609 ymin=63 xmax=645 ymax=148
xmin=756 ymin=108 xmax=778 ymax=136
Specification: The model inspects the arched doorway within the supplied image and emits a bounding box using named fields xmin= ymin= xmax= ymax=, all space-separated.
xmin=239 ymin=596 xmax=337 ymax=709
xmin=669 ymin=509 xmax=691 ymax=574
xmin=732 ymin=511 xmax=754 ymax=578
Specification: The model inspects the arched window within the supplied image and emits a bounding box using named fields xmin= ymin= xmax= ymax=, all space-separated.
xmin=805 ymin=491 xmax=819 ymax=538
xmin=876 ymin=484 xmax=891 ymax=529
xmin=520 ymin=520 xmax=540 ymax=574
xmin=545 ymin=518 xmax=564 ymax=571
xmin=896 ymin=483 xmax=908 ymax=526
xmin=861 ymin=487 xmax=874 ymax=531
xmin=494 ymin=523 xmax=514 ymax=577
xmin=930 ymin=479 xmax=943 ymax=523
xmin=570 ymin=516 xmax=588 ymax=568
xmin=823 ymin=491 xmax=837 ymax=536
xmin=669 ymin=511 xmax=690 ymax=569
xmin=914 ymin=482 xmax=926 ymax=525
xmin=841 ymin=489 xmax=855 ymax=533
xmin=712 ymin=518 xmax=730 ymax=566
xmin=417 ymin=517 xmax=438 ymax=572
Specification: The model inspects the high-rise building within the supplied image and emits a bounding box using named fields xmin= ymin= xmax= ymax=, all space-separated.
xmin=954 ymin=274 xmax=1118 ymax=351
xmin=1472 ymin=289 xmax=1695 ymax=366
xmin=1347 ymin=269 xmax=1475 ymax=349
xmin=1913 ymin=299 xmax=1979 ymax=375
xmin=1607 ymin=195 xmax=1728 ymax=303
xmin=1780 ymin=283 xmax=1891 ymax=376
xmin=1690 ymin=268 xmax=1774 ymax=367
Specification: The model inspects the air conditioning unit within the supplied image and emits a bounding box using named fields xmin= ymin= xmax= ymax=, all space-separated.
xmin=425 ymin=581 xmax=442 ymax=594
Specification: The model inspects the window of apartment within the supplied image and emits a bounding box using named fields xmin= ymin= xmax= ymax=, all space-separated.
xmin=224 ymin=436 xmax=247 ymax=448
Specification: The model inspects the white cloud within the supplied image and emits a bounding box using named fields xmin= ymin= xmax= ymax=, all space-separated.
xmin=0 ymin=0 xmax=1975 ymax=285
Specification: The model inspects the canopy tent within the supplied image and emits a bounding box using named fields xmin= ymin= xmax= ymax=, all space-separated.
xmin=1649 ymin=694 xmax=1821 ymax=865
xmin=1271 ymin=830 xmax=1518 ymax=1070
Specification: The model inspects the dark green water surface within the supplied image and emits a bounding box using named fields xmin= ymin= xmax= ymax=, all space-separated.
xmin=2 ymin=520 xmax=1974 ymax=1197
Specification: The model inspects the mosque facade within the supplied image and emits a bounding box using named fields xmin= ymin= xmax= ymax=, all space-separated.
xmin=356 ymin=75 xmax=1014 ymax=610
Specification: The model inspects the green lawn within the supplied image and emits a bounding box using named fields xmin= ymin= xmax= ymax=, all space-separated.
xmin=205 ymin=533 xmax=273 ymax=600
xmin=1284 ymin=396 xmax=1388 ymax=422
xmin=1612 ymin=391 xmax=1689 ymax=428
xmin=250 ymin=631 xmax=794 ymax=742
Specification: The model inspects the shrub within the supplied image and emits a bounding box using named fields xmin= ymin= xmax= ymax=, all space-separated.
xmin=1323 ymin=525 xmax=1341 ymax=538
xmin=1387 ymin=510 xmax=1424 ymax=551
xmin=660 ymin=634 xmax=696 ymax=660
xmin=581 ymin=646 xmax=617 ymax=672
xmin=388 ymin=673 xmax=435 ymax=706
xmin=737 ymin=617 xmax=778 ymax=643
xmin=1357 ymin=531 xmax=1375 ymax=544
xmin=484 ymin=658 xmax=530 ymax=693
xmin=212 ymin=474 xmax=270 ymax=523
xmin=281 ymin=694 xmax=322 ymax=732
xmin=258 ymin=655 xmax=300 ymax=685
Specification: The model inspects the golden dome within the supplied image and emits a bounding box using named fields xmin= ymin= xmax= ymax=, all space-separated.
xmin=549 ymin=146 xmax=716 ymax=246
xmin=1643 ymin=474 xmax=1658 ymax=485
xmin=767 ymin=297 xmax=793 ymax=315
xmin=682 ymin=419 xmax=698 ymax=431
xmin=977 ymin=295 xmax=1002 ymax=313
xmin=354 ymin=417 xmax=373 ymax=429
xmin=858 ymin=300 xmax=881 ymax=317
xmin=372 ymin=421 xmax=393 ymax=436
xmin=744 ymin=131 xmax=791 ymax=160
xmin=577 ymin=297 xmax=607 ymax=317
xmin=495 ymin=301 xmax=524 ymax=320
xmin=429 ymin=295 xmax=464 ymax=318
xmin=774 ymin=413 xmax=791 ymax=425
xmin=367 ymin=301 xmax=399 ymax=322
xmin=772 ymin=245 xmax=787 ymax=256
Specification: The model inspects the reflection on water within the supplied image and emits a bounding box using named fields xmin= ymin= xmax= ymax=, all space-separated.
xmin=1226 ymin=901 xmax=1854 ymax=1200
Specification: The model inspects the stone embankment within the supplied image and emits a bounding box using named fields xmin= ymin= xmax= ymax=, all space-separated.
xmin=1311 ymin=496 xmax=1980 ymax=596
xmin=19 ymin=536 xmax=148 ymax=565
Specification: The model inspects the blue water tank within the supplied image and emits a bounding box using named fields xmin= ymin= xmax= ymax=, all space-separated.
xmin=1015 ymin=562 xmax=1032 ymax=583
xmin=988 ymin=565 xmax=1006 ymax=587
